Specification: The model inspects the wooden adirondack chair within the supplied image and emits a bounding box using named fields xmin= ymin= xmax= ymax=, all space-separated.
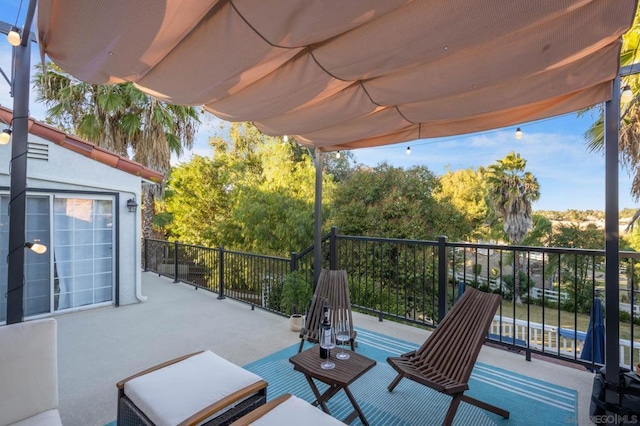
xmin=298 ymin=268 xmax=357 ymax=352
xmin=387 ymin=286 xmax=509 ymax=426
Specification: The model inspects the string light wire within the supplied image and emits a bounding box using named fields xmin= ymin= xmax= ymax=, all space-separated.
xmin=364 ymin=112 xmax=590 ymax=153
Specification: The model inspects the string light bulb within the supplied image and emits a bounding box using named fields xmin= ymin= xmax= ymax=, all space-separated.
xmin=621 ymin=85 xmax=633 ymax=103
xmin=336 ymin=151 xmax=341 ymax=159
xmin=0 ymin=129 xmax=11 ymax=145
xmin=283 ymin=135 xmax=289 ymax=142
xmin=406 ymin=146 xmax=411 ymax=155
xmin=25 ymin=242 xmax=47 ymax=254
xmin=515 ymin=127 xmax=522 ymax=140
xmin=7 ymin=28 xmax=21 ymax=47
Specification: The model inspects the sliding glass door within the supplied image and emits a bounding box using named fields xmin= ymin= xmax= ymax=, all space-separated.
xmin=0 ymin=194 xmax=115 ymax=322
xmin=54 ymin=197 xmax=114 ymax=311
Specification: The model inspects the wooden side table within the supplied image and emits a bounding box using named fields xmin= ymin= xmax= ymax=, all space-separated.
xmin=289 ymin=345 xmax=376 ymax=425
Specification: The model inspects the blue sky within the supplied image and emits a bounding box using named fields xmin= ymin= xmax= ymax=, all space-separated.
xmin=0 ymin=2 xmax=635 ymax=212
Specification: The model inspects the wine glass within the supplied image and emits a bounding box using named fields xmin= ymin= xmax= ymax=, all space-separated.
xmin=335 ymin=319 xmax=351 ymax=360
xmin=319 ymin=325 xmax=336 ymax=369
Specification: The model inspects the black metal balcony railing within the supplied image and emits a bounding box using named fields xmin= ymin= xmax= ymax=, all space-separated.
xmin=142 ymin=228 xmax=640 ymax=370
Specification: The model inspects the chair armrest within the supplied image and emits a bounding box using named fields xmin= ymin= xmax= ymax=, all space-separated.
xmin=116 ymin=351 xmax=204 ymax=390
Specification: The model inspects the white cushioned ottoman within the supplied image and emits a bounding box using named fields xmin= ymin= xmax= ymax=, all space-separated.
xmin=117 ymin=351 xmax=267 ymax=426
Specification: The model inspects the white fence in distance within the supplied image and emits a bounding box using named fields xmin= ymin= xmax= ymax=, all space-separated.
xmin=490 ymin=316 xmax=640 ymax=369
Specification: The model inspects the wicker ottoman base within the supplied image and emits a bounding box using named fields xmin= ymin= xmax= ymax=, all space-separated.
xmin=117 ymin=390 xmax=266 ymax=426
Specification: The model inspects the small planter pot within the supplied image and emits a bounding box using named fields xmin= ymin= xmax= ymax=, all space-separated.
xmin=289 ymin=314 xmax=305 ymax=332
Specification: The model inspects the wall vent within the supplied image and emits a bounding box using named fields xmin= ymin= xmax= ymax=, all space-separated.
xmin=27 ymin=142 xmax=49 ymax=161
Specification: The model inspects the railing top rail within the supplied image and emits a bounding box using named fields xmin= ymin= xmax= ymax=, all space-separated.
xmin=146 ymin=239 xmax=290 ymax=262
xmin=336 ymin=234 xmax=439 ymax=246
xmin=218 ymin=248 xmax=289 ymax=262
xmin=333 ymin=235 xmax=640 ymax=258
xmin=447 ymin=241 xmax=640 ymax=258
xmin=145 ymin=238 xmax=172 ymax=244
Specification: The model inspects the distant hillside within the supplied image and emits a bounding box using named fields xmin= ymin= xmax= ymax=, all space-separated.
xmin=536 ymin=208 xmax=637 ymax=222
xmin=535 ymin=208 xmax=636 ymax=233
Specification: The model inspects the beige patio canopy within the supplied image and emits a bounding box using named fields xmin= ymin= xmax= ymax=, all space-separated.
xmin=36 ymin=0 xmax=636 ymax=151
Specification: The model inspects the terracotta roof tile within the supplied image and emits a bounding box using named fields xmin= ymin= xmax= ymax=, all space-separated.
xmin=0 ymin=105 xmax=164 ymax=184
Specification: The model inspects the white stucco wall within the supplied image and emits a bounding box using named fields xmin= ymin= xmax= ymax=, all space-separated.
xmin=0 ymin=133 xmax=144 ymax=309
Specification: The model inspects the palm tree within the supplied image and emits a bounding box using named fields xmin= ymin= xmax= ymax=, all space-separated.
xmin=486 ymin=152 xmax=540 ymax=304
xmin=583 ymin=6 xmax=640 ymax=228
xmin=33 ymin=63 xmax=200 ymax=237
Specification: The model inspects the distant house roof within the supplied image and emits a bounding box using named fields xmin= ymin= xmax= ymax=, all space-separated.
xmin=0 ymin=105 xmax=163 ymax=184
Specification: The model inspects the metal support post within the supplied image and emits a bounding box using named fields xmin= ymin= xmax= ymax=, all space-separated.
xmin=173 ymin=240 xmax=179 ymax=283
xmin=329 ymin=226 xmax=337 ymax=270
xmin=604 ymin=77 xmax=621 ymax=419
xmin=218 ymin=246 xmax=225 ymax=299
xmin=313 ymin=150 xmax=323 ymax=286
xmin=437 ymin=235 xmax=448 ymax=322
xmin=6 ymin=2 xmax=35 ymax=323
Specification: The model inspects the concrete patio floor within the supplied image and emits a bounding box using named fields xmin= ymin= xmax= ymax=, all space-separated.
xmin=54 ymin=272 xmax=595 ymax=426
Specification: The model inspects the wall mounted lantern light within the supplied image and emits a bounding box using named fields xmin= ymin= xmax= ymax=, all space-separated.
xmin=127 ymin=198 xmax=138 ymax=213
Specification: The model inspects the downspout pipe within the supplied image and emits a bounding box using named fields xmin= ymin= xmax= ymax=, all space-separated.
xmin=134 ymin=201 xmax=147 ymax=303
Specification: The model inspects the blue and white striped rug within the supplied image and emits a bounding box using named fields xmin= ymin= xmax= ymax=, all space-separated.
xmin=243 ymin=328 xmax=578 ymax=426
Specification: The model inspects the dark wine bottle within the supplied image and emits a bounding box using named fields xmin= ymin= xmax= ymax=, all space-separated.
xmin=320 ymin=305 xmax=330 ymax=359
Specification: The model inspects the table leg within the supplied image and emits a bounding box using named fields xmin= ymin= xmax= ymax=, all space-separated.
xmin=302 ymin=374 xmax=369 ymax=425
xmin=343 ymin=386 xmax=369 ymax=426
xmin=303 ymin=375 xmax=341 ymax=413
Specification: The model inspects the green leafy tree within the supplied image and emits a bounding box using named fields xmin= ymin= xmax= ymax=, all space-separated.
xmin=33 ymin=63 xmax=200 ymax=237
xmin=486 ymin=152 xmax=540 ymax=304
xmin=166 ymin=123 xmax=331 ymax=256
xmin=332 ymin=163 xmax=472 ymax=241
xmin=226 ymin=139 xmax=330 ymax=255
xmin=624 ymin=225 xmax=640 ymax=252
xmin=434 ymin=167 xmax=488 ymax=239
xmin=164 ymin=156 xmax=229 ymax=246
xmin=522 ymin=214 xmax=553 ymax=247
xmin=617 ymin=227 xmax=640 ymax=302
xmin=324 ymin=150 xmax=357 ymax=183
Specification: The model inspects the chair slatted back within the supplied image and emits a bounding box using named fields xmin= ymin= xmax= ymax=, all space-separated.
xmin=413 ymin=287 xmax=501 ymax=387
xmin=300 ymin=269 xmax=354 ymax=344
